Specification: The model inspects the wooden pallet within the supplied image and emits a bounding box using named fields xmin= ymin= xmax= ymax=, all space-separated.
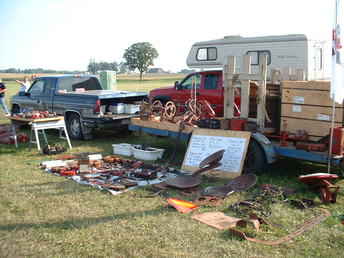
xmin=130 ymin=118 xmax=194 ymax=133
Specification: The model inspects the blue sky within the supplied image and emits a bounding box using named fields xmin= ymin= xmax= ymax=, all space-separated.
xmin=0 ymin=0 xmax=334 ymax=72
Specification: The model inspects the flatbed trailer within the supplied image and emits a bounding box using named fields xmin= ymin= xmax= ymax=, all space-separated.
xmin=129 ymin=119 xmax=344 ymax=169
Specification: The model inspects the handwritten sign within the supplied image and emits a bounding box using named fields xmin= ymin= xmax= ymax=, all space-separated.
xmin=182 ymin=128 xmax=251 ymax=175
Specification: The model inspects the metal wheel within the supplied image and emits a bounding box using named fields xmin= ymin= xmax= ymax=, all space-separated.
xmin=164 ymin=101 xmax=177 ymax=120
xmin=151 ymin=99 xmax=164 ymax=116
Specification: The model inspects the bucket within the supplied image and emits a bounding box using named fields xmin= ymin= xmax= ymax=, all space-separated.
xmin=112 ymin=143 xmax=132 ymax=156
xmin=131 ymin=145 xmax=165 ymax=161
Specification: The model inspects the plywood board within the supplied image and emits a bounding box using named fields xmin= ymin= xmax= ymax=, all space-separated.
xmin=281 ymin=117 xmax=342 ymax=139
xmin=182 ymin=128 xmax=251 ymax=175
xmin=131 ymin=118 xmax=194 ymax=133
xmin=281 ymin=104 xmax=343 ymax=123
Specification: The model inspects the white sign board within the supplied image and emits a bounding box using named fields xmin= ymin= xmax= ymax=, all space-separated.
xmin=182 ymin=128 xmax=251 ymax=175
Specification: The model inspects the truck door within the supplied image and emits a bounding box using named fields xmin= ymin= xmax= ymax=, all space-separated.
xmin=39 ymin=78 xmax=55 ymax=112
xmin=24 ymin=78 xmax=49 ymax=111
xmin=198 ymin=72 xmax=223 ymax=116
xmin=174 ymin=73 xmax=201 ymax=112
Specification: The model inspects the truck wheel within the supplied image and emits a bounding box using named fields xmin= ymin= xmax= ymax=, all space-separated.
xmin=243 ymin=139 xmax=267 ymax=174
xmin=67 ymin=113 xmax=83 ymax=140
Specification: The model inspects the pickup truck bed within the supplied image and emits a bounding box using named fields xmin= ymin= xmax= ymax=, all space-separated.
xmin=11 ymin=75 xmax=147 ymax=139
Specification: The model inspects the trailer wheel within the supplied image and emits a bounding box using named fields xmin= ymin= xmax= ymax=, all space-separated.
xmin=243 ymin=139 xmax=267 ymax=174
xmin=67 ymin=113 xmax=83 ymax=140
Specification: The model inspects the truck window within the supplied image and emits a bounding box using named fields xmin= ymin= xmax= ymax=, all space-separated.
xmin=196 ymin=47 xmax=217 ymax=61
xmin=57 ymin=77 xmax=102 ymax=92
xmin=29 ymin=80 xmax=45 ymax=96
xmin=246 ymin=50 xmax=271 ymax=65
xmin=204 ymin=74 xmax=218 ymax=89
xmin=180 ymin=74 xmax=201 ymax=90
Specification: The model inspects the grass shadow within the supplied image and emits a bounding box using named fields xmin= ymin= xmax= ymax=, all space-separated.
xmin=0 ymin=206 xmax=173 ymax=232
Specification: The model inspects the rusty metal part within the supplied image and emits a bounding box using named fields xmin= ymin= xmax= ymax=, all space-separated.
xmin=296 ymin=143 xmax=327 ymax=152
xmin=229 ymin=208 xmax=331 ymax=245
xmin=227 ymin=174 xmax=257 ymax=192
xmin=151 ymin=100 xmax=164 ymax=117
xmin=163 ymin=101 xmax=177 ymax=120
xmin=165 ymin=149 xmax=225 ymax=189
xmin=199 ymin=149 xmax=225 ymax=168
xmin=299 ymin=173 xmax=340 ymax=203
xmin=201 ymin=174 xmax=257 ymax=198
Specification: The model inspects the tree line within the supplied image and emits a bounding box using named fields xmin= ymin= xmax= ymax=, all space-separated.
xmin=2 ymin=42 xmax=160 ymax=80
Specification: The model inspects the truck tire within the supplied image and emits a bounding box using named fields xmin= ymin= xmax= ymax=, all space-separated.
xmin=67 ymin=113 xmax=83 ymax=140
xmin=243 ymin=139 xmax=267 ymax=174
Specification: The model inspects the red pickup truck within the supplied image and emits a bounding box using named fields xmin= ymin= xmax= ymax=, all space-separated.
xmin=149 ymin=70 xmax=241 ymax=117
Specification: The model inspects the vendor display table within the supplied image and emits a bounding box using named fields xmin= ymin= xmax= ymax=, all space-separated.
xmin=9 ymin=116 xmax=72 ymax=151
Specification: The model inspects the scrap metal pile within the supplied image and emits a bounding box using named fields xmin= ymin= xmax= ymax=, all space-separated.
xmin=140 ymin=96 xmax=217 ymax=128
xmin=40 ymin=153 xmax=176 ymax=195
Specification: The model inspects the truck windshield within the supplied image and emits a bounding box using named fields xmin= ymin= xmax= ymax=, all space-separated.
xmin=57 ymin=77 xmax=102 ymax=92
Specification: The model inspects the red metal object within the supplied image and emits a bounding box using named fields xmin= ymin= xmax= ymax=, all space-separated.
xmin=229 ymin=119 xmax=247 ymax=131
xmin=296 ymin=143 xmax=327 ymax=152
xmin=331 ymin=127 xmax=344 ymax=155
xmin=280 ymin=131 xmax=289 ymax=147
xmin=299 ymin=173 xmax=340 ymax=203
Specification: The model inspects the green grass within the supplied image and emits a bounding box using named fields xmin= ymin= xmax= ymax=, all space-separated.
xmin=0 ymin=75 xmax=344 ymax=257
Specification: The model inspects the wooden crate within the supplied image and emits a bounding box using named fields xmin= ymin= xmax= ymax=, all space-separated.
xmin=281 ymin=81 xmax=344 ymax=141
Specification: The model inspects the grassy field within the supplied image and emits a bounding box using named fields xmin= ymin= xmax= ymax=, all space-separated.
xmin=0 ymin=75 xmax=344 ymax=257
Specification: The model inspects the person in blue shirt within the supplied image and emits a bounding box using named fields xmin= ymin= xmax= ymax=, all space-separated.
xmin=0 ymin=79 xmax=10 ymax=115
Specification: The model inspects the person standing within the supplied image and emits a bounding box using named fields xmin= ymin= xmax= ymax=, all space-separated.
xmin=0 ymin=79 xmax=10 ymax=115
xmin=15 ymin=76 xmax=31 ymax=92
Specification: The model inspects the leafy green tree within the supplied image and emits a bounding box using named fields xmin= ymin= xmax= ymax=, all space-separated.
xmin=123 ymin=42 xmax=158 ymax=80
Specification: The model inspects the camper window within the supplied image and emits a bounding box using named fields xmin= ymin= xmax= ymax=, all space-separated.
xmin=246 ymin=50 xmax=271 ymax=65
xmin=196 ymin=47 xmax=217 ymax=61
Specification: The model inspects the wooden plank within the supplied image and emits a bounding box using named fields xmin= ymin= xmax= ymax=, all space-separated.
xmin=282 ymin=88 xmax=342 ymax=108
xmin=130 ymin=118 xmax=194 ymax=133
xmin=8 ymin=116 xmax=64 ymax=123
xmin=281 ymin=104 xmax=343 ymax=123
xmin=257 ymin=55 xmax=268 ymax=130
xmin=281 ymin=117 xmax=342 ymax=139
xmin=223 ymin=56 xmax=236 ymax=119
xmin=181 ymin=128 xmax=251 ymax=175
xmin=240 ymin=55 xmax=251 ymax=118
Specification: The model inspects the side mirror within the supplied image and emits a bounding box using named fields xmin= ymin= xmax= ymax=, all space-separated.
xmin=174 ymin=81 xmax=181 ymax=90
xmin=25 ymin=92 xmax=31 ymax=96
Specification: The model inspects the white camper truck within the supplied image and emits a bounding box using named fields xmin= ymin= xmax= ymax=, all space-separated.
xmin=186 ymin=34 xmax=327 ymax=80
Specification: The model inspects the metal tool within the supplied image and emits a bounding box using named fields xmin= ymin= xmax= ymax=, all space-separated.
xmin=202 ymin=174 xmax=257 ymax=198
xmin=165 ymin=149 xmax=225 ymax=189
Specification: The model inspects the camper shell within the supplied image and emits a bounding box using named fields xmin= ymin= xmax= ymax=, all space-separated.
xmin=186 ymin=34 xmax=326 ymax=80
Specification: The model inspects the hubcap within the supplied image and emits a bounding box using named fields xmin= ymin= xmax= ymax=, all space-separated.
xmin=70 ymin=118 xmax=81 ymax=136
